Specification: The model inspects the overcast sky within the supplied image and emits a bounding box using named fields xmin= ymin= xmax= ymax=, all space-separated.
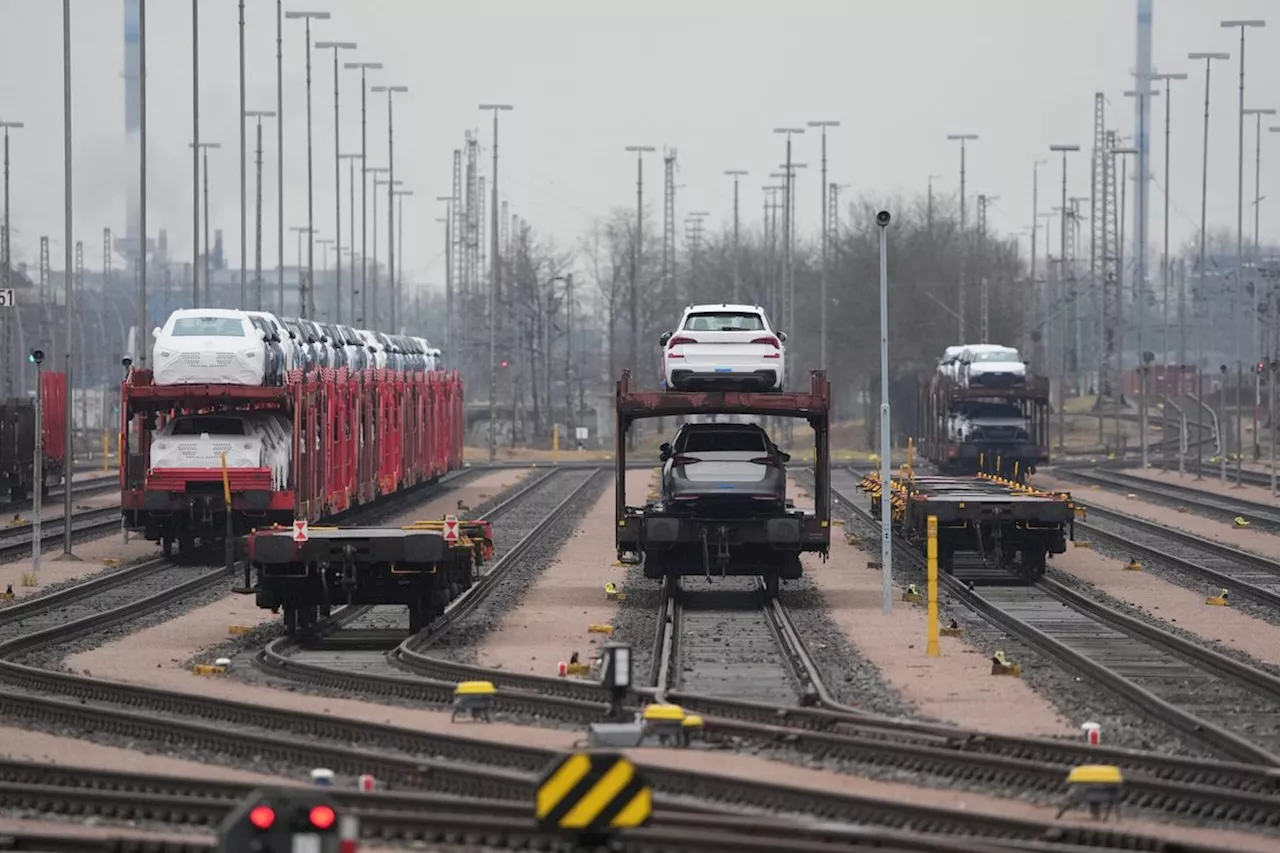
xmin=2 ymin=0 xmax=1278 ymax=295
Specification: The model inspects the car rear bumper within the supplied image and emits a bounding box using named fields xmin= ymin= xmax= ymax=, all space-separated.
xmin=669 ymin=368 xmax=779 ymax=390
xmin=967 ymin=373 xmax=1026 ymax=388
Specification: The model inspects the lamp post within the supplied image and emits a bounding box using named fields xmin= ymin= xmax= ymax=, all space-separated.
xmin=343 ymin=60 xmax=382 ymax=327
xmin=947 ymin=133 xmax=979 ymax=342
xmin=1221 ymin=20 xmax=1266 ymax=368
xmin=285 ymin=9 xmax=330 ymax=319
xmin=875 ymin=209 xmax=892 ymax=615
xmin=245 ymin=110 xmax=275 ymax=312
xmin=291 ymin=226 xmax=314 ymax=307
xmin=0 ymin=120 xmax=22 ymax=399
xmin=437 ymin=194 xmax=457 ymax=351
xmin=1151 ymin=72 xmax=1189 ymax=373
xmin=60 ymin=0 xmax=77 ymax=559
xmin=372 ymin=174 xmax=401 ymax=330
xmin=275 ymin=0 xmax=283 ymax=316
xmin=723 ymin=170 xmax=747 ymax=303
xmin=315 ymin=40 xmax=356 ymax=323
xmin=317 ymin=236 xmax=334 ymax=319
xmin=773 ymin=128 xmax=805 ymax=338
xmin=339 ymin=152 xmax=361 ymax=322
xmin=808 ymin=120 xmax=839 ymax=368
xmin=393 ymin=188 xmax=413 ymax=332
xmin=1030 ymin=158 xmax=1046 ymax=373
xmin=480 ymin=103 xmax=514 ymax=463
xmin=1127 ymin=87 xmax=1161 ymax=470
xmin=1049 ymin=145 xmax=1079 ymax=448
xmin=191 ymin=0 xmax=201 ymax=308
xmin=1244 ymin=107 xmax=1276 ymax=465
xmin=237 ymin=0 xmax=246 ymax=308
xmin=622 ymin=144 xmax=654 ymax=452
xmin=1111 ymin=145 xmax=1139 ymax=455
xmin=189 ymin=142 xmax=220 ymax=307
xmin=1189 ymin=51 xmax=1231 ymax=478
xmin=365 ymin=165 xmax=388 ymax=326
xmin=373 ymin=85 xmax=409 ymax=330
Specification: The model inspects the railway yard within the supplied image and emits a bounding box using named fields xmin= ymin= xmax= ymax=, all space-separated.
xmin=0 ymin=407 xmax=1279 ymax=850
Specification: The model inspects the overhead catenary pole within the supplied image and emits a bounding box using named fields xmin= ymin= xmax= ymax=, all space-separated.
xmin=481 ymin=105 xmax=514 ymax=462
xmin=947 ymin=134 xmax=979 ymax=341
xmin=1221 ymin=20 xmax=1266 ymax=371
xmin=437 ymin=194 xmax=456 ymax=351
xmin=773 ymin=128 xmax=805 ymax=338
xmin=1049 ymin=144 xmax=1080 ymax=439
xmin=723 ymin=170 xmax=747 ymax=302
xmin=316 ymin=41 xmax=356 ymax=323
xmin=190 ymin=142 xmax=220 ymax=306
xmin=61 ymin=0 xmax=77 ymax=559
xmin=1189 ymin=51 xmax=1230 ymax=478
xmin=340 ymin=152 xmax=361 ymax=320
xmin=247 ymin=111 xmax=277 ymax=311
xmin=393 ymin=188 xmax=412 ymax=330
xmin=1030 ymin=159 xmax=1046 ymax=372
xmin=2 ymin=121 xmax=25 ymax=398
xmin=1152 ymin=72 xmax=1188 ymax=373
xmin=138 ymin=0 xmax=147 ymax=365
xmin=1125 ymin=88 xmax=1160 ymax=470
xmin=238 ymin=0 xmax=246 ymax=308
xmin=623 ymin=144 xmax=655 ymax=447
xmin=344 ymin=60 xmax=382 ymax=325
xmin=191 ymin=0 xmax=201 ymax=307
xmin=375 ymin=85 xmax=409 ymax=329
xmin=1243 ymin=107 xmax=1276 ymax=464
xmin=808 ymin=120 xmax=839 ymax=367
xmin=286 ymin=10 xmax=330 ymax=319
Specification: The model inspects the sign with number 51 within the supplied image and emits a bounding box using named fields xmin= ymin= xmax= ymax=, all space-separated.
xmin=0 ymin=288 xmax=14 ymax=308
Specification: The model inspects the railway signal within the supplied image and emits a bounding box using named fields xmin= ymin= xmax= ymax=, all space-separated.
xmin=217 ymin=786 xmax=356 ymax=853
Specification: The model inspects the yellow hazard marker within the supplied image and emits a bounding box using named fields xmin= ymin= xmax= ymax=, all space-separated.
xmin=6 ymin=515 xmax=25 ymax=527
xmin=604 ymin=582 xmax=626 ymax=602
xmin=902 ymin=583 xmax=922 ymax=603
xmin=1056 ymin=764 xmax=1124 ymax=821
xmin=536 ymin=752 xmax=652 ymax=835
xmin=101 ymin=558 xmax=120 ymax=568
xmin=228 ymin=625 xmax=254 ymax=635
xmin=192 ymin=663 xmax=227 ymax=676
xmin=940 ymin=619 xmax=963 ymax=638
xmin=452 ymin=680 xmax=496 ymax=722
xmin=1177 ymin=505 xmax=1190 ymax=513
xmin=1205 ymin=588 xmax=1230 ymax=607
xmin=1123 ymin=558 xmax=1142 ymax=572
xmin=641 ymin=704 xmax=689 ymax=747
xmin=1233 ymin=516 xmax=1250 ymax=529
xmin=588 ymin=624 xmax=614 ymax=635
xmin=991 ymin=650 xmax=1021 ymax=677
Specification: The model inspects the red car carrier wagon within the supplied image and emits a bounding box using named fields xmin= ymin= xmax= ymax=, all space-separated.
xmin=120 ymin=366 xmax=464 ymax=556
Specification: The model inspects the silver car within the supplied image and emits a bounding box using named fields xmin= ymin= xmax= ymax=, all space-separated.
xmin=659 ymin=423 xmax=788 ymax=514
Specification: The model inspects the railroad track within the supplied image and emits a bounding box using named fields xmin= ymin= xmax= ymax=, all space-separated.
xmin=653 ymin=575 xmax=809 ymax=706
xmin=247 ymin=470 xmax=1280 ymax=830
xmin=1052 ymin=467 xmax=1280 ymax=530
xmin=834 ymin=470 xmax=1280 ymax=768
xmin=0 ymin=473 xmax=119 ymax=516
xmin=0 ymin=505 xmax=124 ymax=564
xmin=1076 ymin=503 xmax=1280 ymax=607
xmin=0 ymin=480 xmax=1272 ymax=846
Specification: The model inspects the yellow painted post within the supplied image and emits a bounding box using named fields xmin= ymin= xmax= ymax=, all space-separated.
xmin=101 ymin=432 xmax=109 ymax=472
xmin=979 ymin=452 xmax=985 ymax=471
xmin=1013 ymin=460 xmax=1019 ymax=482
xmin=996 ymin=455 xmax=1002 ymax=475
xmin=926 ymin=515 xmax=940 ymax=657
xmin=220 ymin=451 xmax=232 ymax=506
xmin=552 ymin=424 xmax=560 ymax=464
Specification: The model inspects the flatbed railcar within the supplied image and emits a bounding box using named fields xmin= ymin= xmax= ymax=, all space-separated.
xmin=246 ymin=521 xmax=493 ymax=633
xmin=120 ymin=366 xmax=464 ymax=555
xmin=1 ymin=372 xmax=69 ymax=502
xmin=917 ymin=374 xmax=1050 ymax=477
xmin=861 ymin=472 xmax=1077 ymax=579
xmin=615 ymin=369 xmax=831 ymax=596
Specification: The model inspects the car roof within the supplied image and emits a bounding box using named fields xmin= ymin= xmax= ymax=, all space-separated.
xmin=683 ymin=303 xmax=764 ymax=314
xmin=677 ymin=422 xmax=767 ymax=432
xmin=169 ymin=308 xmax=249 ymax=320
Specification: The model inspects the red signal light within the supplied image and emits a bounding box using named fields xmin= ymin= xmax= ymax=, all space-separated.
xmin=248 ymin=805 xmax=276 ymax=830
xmin=309 ymin=805 xmax=337 ymax=830
xmin=500 ymin=360 xmax=509 ymax=368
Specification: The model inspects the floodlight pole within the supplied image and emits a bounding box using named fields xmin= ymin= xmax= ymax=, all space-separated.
xmin=876 ymin=210 xmax=892 ymax=615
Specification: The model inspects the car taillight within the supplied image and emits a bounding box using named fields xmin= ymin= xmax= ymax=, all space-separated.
xmin=751 ymin=336 xmax=781 ymax=348
xmin=749 ymin=456 xmax=780 ymax=467
xmin=670 ymin=455 xmax=701 ymax=466
xmin=668 ymin=336 xmax=698 ymax=347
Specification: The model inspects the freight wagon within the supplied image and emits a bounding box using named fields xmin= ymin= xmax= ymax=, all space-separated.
xmin=0 ymin=372 xmax=69 ymax=502
xmin=916 ymin=373 xmax=1050 ymax=477
xmin=120 ymin=366 xmax=464 ymax=555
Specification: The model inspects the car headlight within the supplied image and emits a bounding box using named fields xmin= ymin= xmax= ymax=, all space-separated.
xmin=157 ymin=350 xmax=171 ymax=358
xmin=241 ymin=350 xmax=258 ymax=358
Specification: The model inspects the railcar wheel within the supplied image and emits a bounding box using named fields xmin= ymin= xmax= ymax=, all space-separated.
xmin=178 ymin=534 xmax=196 ymax=556
xmin=162 ymin=537 xmax=173 ymax=558
xmin=408 ymin=597 xmax=427 ymax=634
xmin=764 ymin=572 xmax=780 ymax=598
xmin=283 ymin=605 xmax=298 ymax=635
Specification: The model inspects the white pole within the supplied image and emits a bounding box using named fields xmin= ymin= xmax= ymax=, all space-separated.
xmin=32 ymin=360 xmax=43 ymax=579
xmin=877 ymin=210 xmax=893 ymax=615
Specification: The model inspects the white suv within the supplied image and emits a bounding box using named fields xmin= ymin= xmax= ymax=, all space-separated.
xmin=959 ymin=345 xmax=1027 ymax=389
xmin=661 ymin=304 xmax=786 ymax=392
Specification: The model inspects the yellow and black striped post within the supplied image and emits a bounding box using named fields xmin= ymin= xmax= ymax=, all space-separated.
xmin=535 ymin=751 xmax=652 ymax=840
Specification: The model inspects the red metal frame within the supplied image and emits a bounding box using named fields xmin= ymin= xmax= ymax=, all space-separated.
xmin=120 ymin=367 xmax=465 ymax=527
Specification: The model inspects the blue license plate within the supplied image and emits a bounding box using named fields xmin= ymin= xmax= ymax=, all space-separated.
xmin=715 ymin=484 xmax=734 ymax=489
xmin=714 ymin=367 xmax=732 ymax=373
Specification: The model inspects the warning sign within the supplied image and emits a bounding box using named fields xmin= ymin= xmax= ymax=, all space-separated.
xmin=443 ymin=514 xmax=459 ymax=543
xmin=292 ymin=520 xmax=309 ymax=543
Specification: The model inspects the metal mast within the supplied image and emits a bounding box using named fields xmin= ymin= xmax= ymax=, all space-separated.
xmin=477 ymin=175 xmax=487 ymax=294
xmin=1102 ymin=130 xmax=1121 ymax=405
xmin=1090 ymin=94 xmax=1107 ymax=407
xmin=450 ymin=149 xmax=464 ymax=345
xmin=663 ymin=150 xmax=677 ymax=305
xmin=464 ymin=133 xmax=479 ymax=306
xmin=976 ymin=194 xmax=989 ymax=343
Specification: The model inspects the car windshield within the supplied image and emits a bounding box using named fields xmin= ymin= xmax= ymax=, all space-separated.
xmin=169 ymin=416 xmax=248 ymax=436
xmin=972 ymin=349 xmax=1019 ymax=363
xmin=683 ymin=312 xmax=765 ymax=332
xmin=170 ymin=317 xmax=245 ymax=337
xmin=678 ymin=430 xmax=768 ymax=453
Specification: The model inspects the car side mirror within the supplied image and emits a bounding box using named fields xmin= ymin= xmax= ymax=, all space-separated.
xmin=256 ymin=328 xmax=268 ymax=341
xmin=777 ymin=331 xmax=787 ymax=343
xmin=659 ymin=331 xmax=672 ymax=346
xmin=779 ymin=451 xmax=791 ymax=463
xmin=151 ymin=326 xmax=162 ymax=339
xmin=659 ymin=442 xmax=672 ymax=461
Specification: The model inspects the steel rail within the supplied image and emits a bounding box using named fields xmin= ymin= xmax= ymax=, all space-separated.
xmin=1052 ymin=467 xmax=1280 ymax=529
xmin=1076 ymin=503 xmax=1280 ymax=608
xmin=0 ymin=506 xmax=123 ymax=563
xmin=835 ymin=483 xmax=1280 ymax=768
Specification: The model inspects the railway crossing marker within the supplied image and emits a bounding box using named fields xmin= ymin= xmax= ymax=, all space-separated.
xmin=443 ymin=514 xmax=460 ymax=543
xmin=535 ymin=751 xmax=652 ymax=843
xmin=292 ymin=520 xmax=309 ymax=543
